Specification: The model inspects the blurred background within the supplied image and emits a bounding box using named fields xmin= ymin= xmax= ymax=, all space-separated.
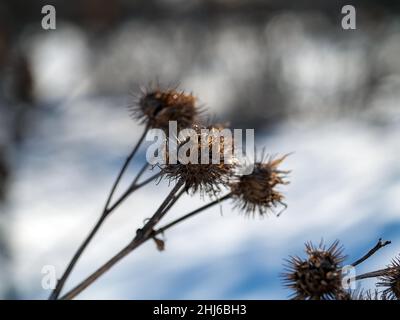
xmin=0 ymin=0 xmax=400 ymax=299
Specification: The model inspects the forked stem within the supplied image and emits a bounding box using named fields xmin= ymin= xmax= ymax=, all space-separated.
xmin=155 ymin=193 xmax=231 ymax=236
xmin=346 ymin=238 xmax=392 ymax=284
xmin=60 ymin=180 xmax=185 ymax=300
xmin=49 ymin=126 xmax=150 ymax=300
xmin=351 ymin=238 xmax=391 ymax=267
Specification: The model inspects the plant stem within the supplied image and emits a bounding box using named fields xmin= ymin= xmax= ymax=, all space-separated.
xmin=157 ymin=188 xmax=186 ymax=217
xmin=136 ymin=180 xmax=185 ymax=238
xmin=351 ymin=238 xmax=391 ymax=267
xmin=155 ymin=193 xmax=231 ymax=236
xmin=105 ymin=172 xmax=161 ymax=215
xmin=355 ymin=268 xmax=391 ymax=281
xmin=50 ymin=173 xmax=159 ymax=300
xmin=60 ymin=239 xmax=145 ymax=300
xmin=103 ymin=125 xmax=149 ymax=212
xmin=61 ymin=191 xmax=230 ymax=300
xmin=49 ymin=126 xmax=150 ymax=300
xmin=60 ymin=180 xmax=185 ymax=300
xmin=131 ymin=163 xmax=149 ymax=187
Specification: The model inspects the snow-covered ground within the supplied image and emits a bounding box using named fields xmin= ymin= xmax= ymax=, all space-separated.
xmin=7 ymin=96 xmax=400 ymax=299
xmin=3 ymin=16 xmax=400 ymax=299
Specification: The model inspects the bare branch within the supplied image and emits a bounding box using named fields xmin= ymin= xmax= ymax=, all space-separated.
xmin=351 ymin=238 xmax=391 ymax=267
xmin=60 ymin=180 xmax=185 ymax=300
xmin=355 ymin=268 xmax=390 ymax=281
xmin=155 ymin=193 xmax=231 ymax=236
xmin=49 ymin=126 xmax=150 ymax=300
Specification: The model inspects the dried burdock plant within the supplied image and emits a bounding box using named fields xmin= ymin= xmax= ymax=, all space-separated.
xmin=50 ymin=78 xmax=399 ymax=301
xmin=161 ymin=124 xmax=236 ymax=197
xmin=283 ymin=240 xmax=346 ymax=300
xmin=377 ymin=256 xmax=400 ymax=300
xmin=130 ymin=86 xmax=200 ymax=131
xmin=230 ymin=154 xmax=289 ymax=217
xmin=50 ymin=86 xmax=201 ymax=300
xmin=52 ymin=84 xmax=293 ymax=300
xmin=282 ymin=238 xmax=397 ymax=300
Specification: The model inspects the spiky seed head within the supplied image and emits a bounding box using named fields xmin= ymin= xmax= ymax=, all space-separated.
xmin=230 ymin=155 xmax=289 ymax=217
xmin=282 ymin=240 xmax=346 ymax=300
xmin=161 ymin=124 xmax=236 ymax=197
xmin=377 ymin=255 xmax=400 ymax=300
xmin=130 ymin=87 xmax=198 ymax=130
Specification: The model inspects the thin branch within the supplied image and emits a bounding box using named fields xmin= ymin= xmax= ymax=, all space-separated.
xmin=157 ymin=188 xmax=186 ymax=216
xmin=103 ymin=125 xmax=149 ymax=212
xmin=351 ymin=238 xmax=391 ymax=267
xmin=60 ymin=239 xmax=145 ymax=301
xmin=355 ymin=268 xmax=391 ymax=281
xmin=49 ymin=171 xmax=159 ymax=301
xmin=139 ymin=180 xmax=185 ymax=237
xmin=49 ymin=126 xmax=150 ymax=300
xmin=105 ymin=171 xmax=161 ymax=215
xmin=131 ymin=163 xmax=150 ymax=187
xmin=155 ymin=193 xmax=231 ymax=236
xmin=60 ymin=180 xmax=185 ymax=300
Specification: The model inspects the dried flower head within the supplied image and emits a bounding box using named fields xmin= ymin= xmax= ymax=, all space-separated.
xmin=130 ymin=86 xmax=199 ymax=130
xmin=377 ymin=255 xmax=400 ymax=300
xmin=161 ymin=124 xmax=236 ymax=197
xmin=282 ymin=240 xmax=346 ymax=300
xmin=230 ymin=154 xmax=289 ymax=217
